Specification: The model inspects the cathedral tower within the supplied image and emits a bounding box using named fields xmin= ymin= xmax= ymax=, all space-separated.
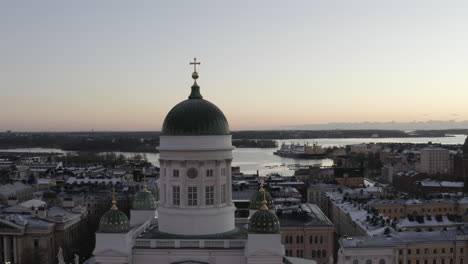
xmin=157 ymin=58 xmax=236 ymax=235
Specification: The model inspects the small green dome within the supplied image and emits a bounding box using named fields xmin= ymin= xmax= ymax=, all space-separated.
xmin=249 ymin=188 xmax=274 ymax=210
xmin=132 ymin=190 xmax=157 ymax=210
xmin=99 ymin=209 xmax=130 ymax=233
xmin=248 ymin=209 xmax=280 ymax=233
xmin=162 ymin=83 xmax=230 ymax=136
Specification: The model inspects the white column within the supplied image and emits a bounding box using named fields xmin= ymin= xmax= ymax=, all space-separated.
xmin=215 ymin=160 xmax=221 ymax=206
xmin=226 ymin=159 xmax=233 ymax=205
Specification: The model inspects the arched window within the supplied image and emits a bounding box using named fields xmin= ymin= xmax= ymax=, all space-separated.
xmin=315 ymin=236 xmax=318 ymax=244
xmin=322 ymin=249 xmax=326 ymax=258
xmin=366 ymin=260 xmax=372 ymax=264
xmin=379 ymin=259 xmax=385 ymax=264
xmin=309 ymin=236 xmax=313 ymax=244
xmin=311 ymin=250 xmax=316 ymax=257
xmin=320 ymin=236 xmax=323 ymax=244
xmin=353 ymin=261 xmax=359 ymax=264
xmin=317 ymin=250 xmax=321 ymax=258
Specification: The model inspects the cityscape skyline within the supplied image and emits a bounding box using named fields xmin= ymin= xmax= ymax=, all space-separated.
xmin=2 ymin=1 xmax=468 ymax=131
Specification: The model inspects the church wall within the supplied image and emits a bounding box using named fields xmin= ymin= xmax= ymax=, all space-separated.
xmin=133 ymin=248 xmax=245 ymax=264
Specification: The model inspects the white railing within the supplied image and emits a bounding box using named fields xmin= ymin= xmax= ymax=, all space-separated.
xmin=134 ymin=239 xmax=246 ymax=249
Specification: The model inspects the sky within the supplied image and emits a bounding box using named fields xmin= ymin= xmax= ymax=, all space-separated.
xmin=1 ymin=0 xmax=468 ymax=131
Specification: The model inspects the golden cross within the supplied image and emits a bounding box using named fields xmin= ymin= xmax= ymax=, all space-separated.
xmin=190 ymin=57 xmax=201 ymax=72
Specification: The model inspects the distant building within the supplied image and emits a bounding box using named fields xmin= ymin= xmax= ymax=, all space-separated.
xmin=0 ymin=200 xmax=87 ymax=264
xmin=419 ymin=147 xmax=450 ymax=175
xmin=0 ymin=182 xmax=34 ymax=206
xmin=368 ymin=198 xmax=462 ymax=221
xmin=334 ymin=168 xmax=365 ymax=186
xmin=278 ymin=203 xmax=334 ymax=264
xmin=337 ymin=228 xmax=468 ymax=264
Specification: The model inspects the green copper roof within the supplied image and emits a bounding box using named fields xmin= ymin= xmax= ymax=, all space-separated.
xmin=162 ymin=83 xmax=230 ymax=136
xmin=248 ymin=209 xmax=280 ymax=234
xmin=132 ymin=190 xmax=157 ymax=210
xmin=249 ymin=189 xmax=275 ymax=210
xmin=99 ymin=209 xmax=130 ymax=233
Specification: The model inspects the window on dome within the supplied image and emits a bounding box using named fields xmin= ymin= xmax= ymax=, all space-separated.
xmin=173 ymin=169 xmax=179 ymax=177
xmin=188 ymin=186 xmax=197 ymax=206
xmin=220 ymin=184 xmax=226 ymax=203
xmin=172 ymin=186 xmax=180 ymax=206
xmin=206 ymin=169 xmax=213 ymax=177
xmin=205 ymin=186 xmax=214 ymax=205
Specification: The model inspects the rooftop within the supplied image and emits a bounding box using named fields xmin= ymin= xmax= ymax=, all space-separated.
xmin=340 ymin=227 xmax=468 ymax=248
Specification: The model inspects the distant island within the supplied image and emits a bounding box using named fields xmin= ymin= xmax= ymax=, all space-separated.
xmin=0 ymin=129 xmax=466 ymax=152
xmin=232 ymin=139 xmax=277 ymax=148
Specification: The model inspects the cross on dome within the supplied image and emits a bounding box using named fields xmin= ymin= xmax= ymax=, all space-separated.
xmin=190 ymin=57 xmax=200 ymax=72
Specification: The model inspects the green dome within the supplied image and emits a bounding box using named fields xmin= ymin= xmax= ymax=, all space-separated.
xmin=99 ymin=208 xmax=130 ymax=233
xmin=132 ymin=190 xmax=157 ymax=210
xmin=248 ymin=209 xmax=280 ymax=233
xmin=249 ymin=188 xmax=274 ymax=210
xmin=162 ymin=83 xmax=230 ymax=136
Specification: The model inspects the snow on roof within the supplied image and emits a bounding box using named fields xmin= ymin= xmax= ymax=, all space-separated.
xmin=341 ymin=228 xmax=468 ymax=249
xmin=420 ymin=179 xmax=464 ymax=188
xmin=441 ymin=181 xmax=464 ymax=188
xmin=0 ymin=182 xmax=32 ymax=196
xmin=397 ymin=216 xmax=463 ymax=229
xmin=37 ymin=178 xmax=53 ymax=185
xmin=66 ymin=177 xmax=122 ymax=185
xmin=20 ymin=199 xmax=46 ymax=209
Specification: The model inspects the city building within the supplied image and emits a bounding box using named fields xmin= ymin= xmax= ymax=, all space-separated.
xmin=0 ymin=200 xmax=88 ymax=264
xmin=278 ymin=203 xmax=334 ymax=264
xmin=337 ymin=228 xmax=468 ymax=264
xmin=419 ymin=147 xmax=450 ymax=175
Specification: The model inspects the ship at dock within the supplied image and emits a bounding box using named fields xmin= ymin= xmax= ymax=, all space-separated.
xmin=273 ymin=142 xmax=326 ymax=159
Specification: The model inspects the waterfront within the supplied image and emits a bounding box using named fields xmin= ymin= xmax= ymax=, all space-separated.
xmin=1 ymin=135 xmax=465 ymax=176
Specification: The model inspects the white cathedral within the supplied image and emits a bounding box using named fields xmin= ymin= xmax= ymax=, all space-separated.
xmin=92 ymin=60 xmax=316 ymax=264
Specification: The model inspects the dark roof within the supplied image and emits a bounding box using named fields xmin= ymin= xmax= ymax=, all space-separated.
xmin=162 ymin=83 xmax=230 ymax=136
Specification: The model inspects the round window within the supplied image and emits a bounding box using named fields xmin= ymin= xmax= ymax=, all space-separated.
xmin=187 ymin=168 xmax=198 ymax=179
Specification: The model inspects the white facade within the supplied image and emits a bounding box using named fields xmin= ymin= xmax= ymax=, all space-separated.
xmin=158 ymin=135 xmax=235 ymax=235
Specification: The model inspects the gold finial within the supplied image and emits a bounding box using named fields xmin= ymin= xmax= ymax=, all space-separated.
xmin=143 ymin=175 xmax=149 ymax=192
xmin=260 ymin=189 xmax=269 ymax=211
xmin=259 ymin=175 xmax=266 ymax=193
xmin=111 ymin=188 xmax=118 ymax=210
xmin=190 ymin=57 xmax=200 ymax=80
